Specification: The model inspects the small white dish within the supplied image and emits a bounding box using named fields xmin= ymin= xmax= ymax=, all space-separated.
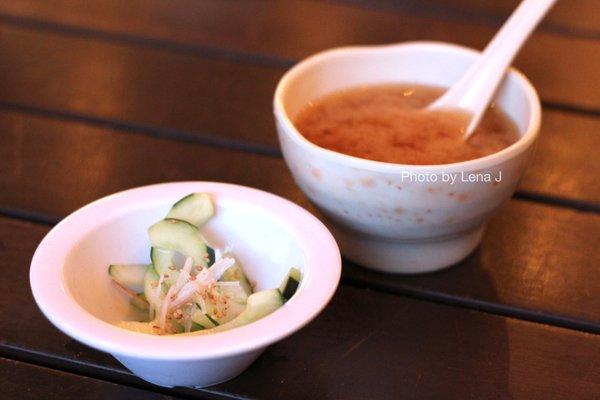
xmin=274 ymin=41 xmax=541 ymax=274
xmin=30 ymin=182 xmax=341 ymax=388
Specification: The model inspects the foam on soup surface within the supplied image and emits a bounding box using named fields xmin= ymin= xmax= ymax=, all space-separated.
xmin=294 ymin=84 xmax=520 ymax=165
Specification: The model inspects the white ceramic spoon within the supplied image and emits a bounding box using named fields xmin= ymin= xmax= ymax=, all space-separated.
xmin=428 ymin=0 xmax=557 ymax=138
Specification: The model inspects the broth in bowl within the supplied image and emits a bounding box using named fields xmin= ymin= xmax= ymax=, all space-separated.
xmin=294 ymin=84 xmax=520 ymax=165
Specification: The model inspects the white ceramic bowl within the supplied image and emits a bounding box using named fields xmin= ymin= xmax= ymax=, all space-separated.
xmin=30 ymin=182 xmax=341 ymax=388
xmin=274 ymin=41 xmax=541 ymax=274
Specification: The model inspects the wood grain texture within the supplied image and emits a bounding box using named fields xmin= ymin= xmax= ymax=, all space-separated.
xmin=1 ymin=216 xmax=599 ymax=399
xmin=344 ymin=200 xmax=600 ymax=330
xmin=0 ymin=2 xmax=597 ymax=397
xmin=3 ymin=0 xmax=599 ymax=39
xmin=0 ymin=2 xmax=598 ymax=110
xmin=337 ymin=0 xmax=600 ymax=36
xmin=0 ymin=29 xmax=597 ymax=203
xmin=0 ymin=358 xmax=178 ymax=400
xmin=518 ymin=110 xmax=600 ymax=205
xmin=0 ymin=111 xmax=598 ymax=328
xmin=0 ymin=24 xmax=282 ymax=147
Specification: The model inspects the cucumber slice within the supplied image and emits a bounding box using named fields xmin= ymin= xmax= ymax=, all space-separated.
xmin=148 ymin=219 xmax=208 ymax=267
xmin=108 ymin=264 xmax=148 ymax=294
xmin=206 ymin=245 xmax=216 ymax=267
xmin=117 ymin=320 xmax=200 ymax=334
xmin=143 ymin=266 xmax=159 ymax=297
xmin=191 ymin=322 xmax=205 ymax=332
xmin=195 ymin=283 xmax=247 ymax=325
xmin=115 ymin=320 xmax=160 ymax=334
xmin=220 ymin=283 xmax=250 ymax=305
xmin=207 ymin=289 xmax=247 ymax=324
xmin=184 ymin=289 xmax=284 ymax=336
xmin=117 ymin=290 xmax=283 ymax=335
xmin=206 ymin=314 xmax=220 ymax=326
xmin=220 ymin=263 xmax=253 ymax=296
xmin=279 ymin=267 xmax=301 ymax=301
xmin=130 ymin=293 xmax=149 ymax=311
xmin=150 ymin=247 xmax=174 ymax=275
xmin=167 ymin=193 xmax=214 ymax=227
xmin=150 ymin=247 xmax=180 ymax=285
xmin=219 ymin=293 xmax=247 ymax=323
xmin=191 ymin=306 xmax=219 ymax=329
xmin=143 ymin=266 xmax=163 ymax=314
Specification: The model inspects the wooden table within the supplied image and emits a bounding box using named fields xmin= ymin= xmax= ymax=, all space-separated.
xmin=1 ymin=1 xmax=599 ymax=399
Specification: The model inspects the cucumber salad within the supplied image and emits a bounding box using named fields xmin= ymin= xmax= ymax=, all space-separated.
xmin=108 ymin=193 xmax=301 ymax=335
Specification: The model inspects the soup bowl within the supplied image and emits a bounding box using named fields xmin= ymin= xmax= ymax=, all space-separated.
xmin=274 ymin=41 xmax=541 ymax=273
xmin=30 ymin=182 xmax=341 ymax=387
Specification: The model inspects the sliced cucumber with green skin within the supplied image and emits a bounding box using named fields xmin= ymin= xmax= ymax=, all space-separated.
xmin=206 ymin=246 xmax=216 ymax=267
xmin=218 ymin=295 xmax=247 ymax=323
xmin=117 ymin=290 xmax=283 ymax=335
xmin=167 ymin=193 xmax=214 ymax=227
xmin=205 ymin=292 xmax=247 ymax=324
xmin=117 ymin=320 xmax=204 ymax=334
xmin=148 ymin=219 xmax=208 ymax=267
xmin=191 ymin=321 xmax=205 ymax=332
xmin=143 ymin=266 xmax=164 ymax=315
xmin=183 ymin=289 xmax=284 ymax=336
xmin=115 ymin=320 xmax=160 ymax=334
xmin=220 ymin=284 xmax=250 ymax=306
xmin=193 ymin=283 xmax=247 ymax=326
xmin=130 ymin=293 xmax=149 ymax=311
xmin=150 ymin=246 xmax=180 ymax=286
xmin=206 ymin=314 xmax=220 ymax=326
xmin=150 ymin=247 xmax=174 ymax=275
xmin=191 ymin=306 xmax=219 ymax=329
xmin=279 ymin=267 xmax=301 ymax=301
xmin=220 ymin=263 xmax=253 ymax=296
xmin=108 ymin=264 xmax=148 ymax=293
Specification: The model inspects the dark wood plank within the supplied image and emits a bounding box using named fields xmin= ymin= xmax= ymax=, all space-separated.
xmin=344 ymin=200 xmax=600 ymax=330
xmin=0 ymin=24 xmax=281 ymax=148
xmin=3 ymin=0 xmax=599 ymax=42
xmin=0 ymin=1 xmax=598 ymax=110
xmin=519 ymin=110 xmax=600 ymax=205
xmin=0 ymin=28 xmax=598 ymax=204
xmin=0 ymin=357 xmax=178 ymax=400
xmin=1 ymin=110 xmax=599 ymax=330
xmin=338 ymin=0 xmax=600 ymax=36
xmin=0 ymin=110 xmax=292 ymax=219
xmin=1 ymin=216 xmax=599 ymax=399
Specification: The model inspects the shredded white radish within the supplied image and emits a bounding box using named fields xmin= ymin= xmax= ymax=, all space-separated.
xmin=208 ymin=257 xmax=236 ymax=280
xmin=148 ymin=305 xmax=155 ymax=322
xmin=169 ymin=281 xmax=200 ymax=311
xmin=150 ymin=255 xmax=241 ymax=333
xmin=196 ymin=265 xmax=214 ymax=284
xmin=197 ymin=295 xmax=207 ymax=315
xmin=184 ymin=304 xmax=193 ymax=333
xmin=173 ymin=257 xmax=193 ymax=292
xmin=214 ymin=245 xmax=233 ymax=261
xmin=215 ymin=281 xmax=241 ymax=287
xmin=159 ymin=283 xmax=178 ymax=333
xmin=147 ymin=272 xmax=166 ymax=320
xmin=184 ymin=316 xmax=192 ymax=333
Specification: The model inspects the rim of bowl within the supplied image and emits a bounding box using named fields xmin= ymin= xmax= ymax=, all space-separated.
xmin=30 ymin=182 xmax=341 ymax=360
xmin=273 ymin=41 xmax=542 ymax=173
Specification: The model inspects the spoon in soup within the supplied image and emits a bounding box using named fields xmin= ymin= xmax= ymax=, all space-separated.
xmin=428 ymin=0 xmax=557 ymax=139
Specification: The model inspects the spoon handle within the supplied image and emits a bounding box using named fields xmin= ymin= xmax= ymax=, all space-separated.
xmin=429 ymin=0 xmax=557 ymax=138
